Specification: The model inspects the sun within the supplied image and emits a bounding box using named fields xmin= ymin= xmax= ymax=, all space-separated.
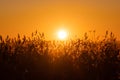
xmin=58 ymin=30 xmax=68 ymax=40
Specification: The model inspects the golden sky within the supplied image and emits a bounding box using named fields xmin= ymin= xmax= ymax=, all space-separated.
xmin=0 ymin=0 xmax=120 ymax=40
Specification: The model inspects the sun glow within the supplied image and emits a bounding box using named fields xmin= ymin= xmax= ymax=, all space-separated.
xmin=58 ymin=30 xmax=68 ymax=40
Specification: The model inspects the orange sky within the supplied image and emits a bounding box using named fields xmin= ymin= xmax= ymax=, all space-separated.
xmin=0 ymin=0 xmax=120 ymax=40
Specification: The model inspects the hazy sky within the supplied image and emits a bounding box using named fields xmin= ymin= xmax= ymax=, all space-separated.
xmin=0 ymin=0 xmax=120 ymax=39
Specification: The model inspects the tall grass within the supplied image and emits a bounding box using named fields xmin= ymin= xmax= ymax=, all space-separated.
xmin=0 ymin=31 xmax=120 ymax=80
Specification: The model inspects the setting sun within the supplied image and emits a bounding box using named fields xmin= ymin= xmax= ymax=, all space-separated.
xmin=58 ymin=30 xmax=68 ymax=40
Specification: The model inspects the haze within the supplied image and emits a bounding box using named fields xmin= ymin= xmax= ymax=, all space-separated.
xmin=0 ymin=0 xmax=120 ymax=40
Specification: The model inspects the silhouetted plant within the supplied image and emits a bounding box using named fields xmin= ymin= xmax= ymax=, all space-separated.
xmin=0 ymin=31 xmax=119 ymax=80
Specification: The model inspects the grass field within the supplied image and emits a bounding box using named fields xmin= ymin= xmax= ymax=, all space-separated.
xmin=0 ymin=31 xmax=120 ymax=80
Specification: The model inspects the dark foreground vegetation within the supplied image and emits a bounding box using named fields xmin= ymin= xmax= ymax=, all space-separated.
xmin=0 ymin=31 xmax=120 ymax=80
